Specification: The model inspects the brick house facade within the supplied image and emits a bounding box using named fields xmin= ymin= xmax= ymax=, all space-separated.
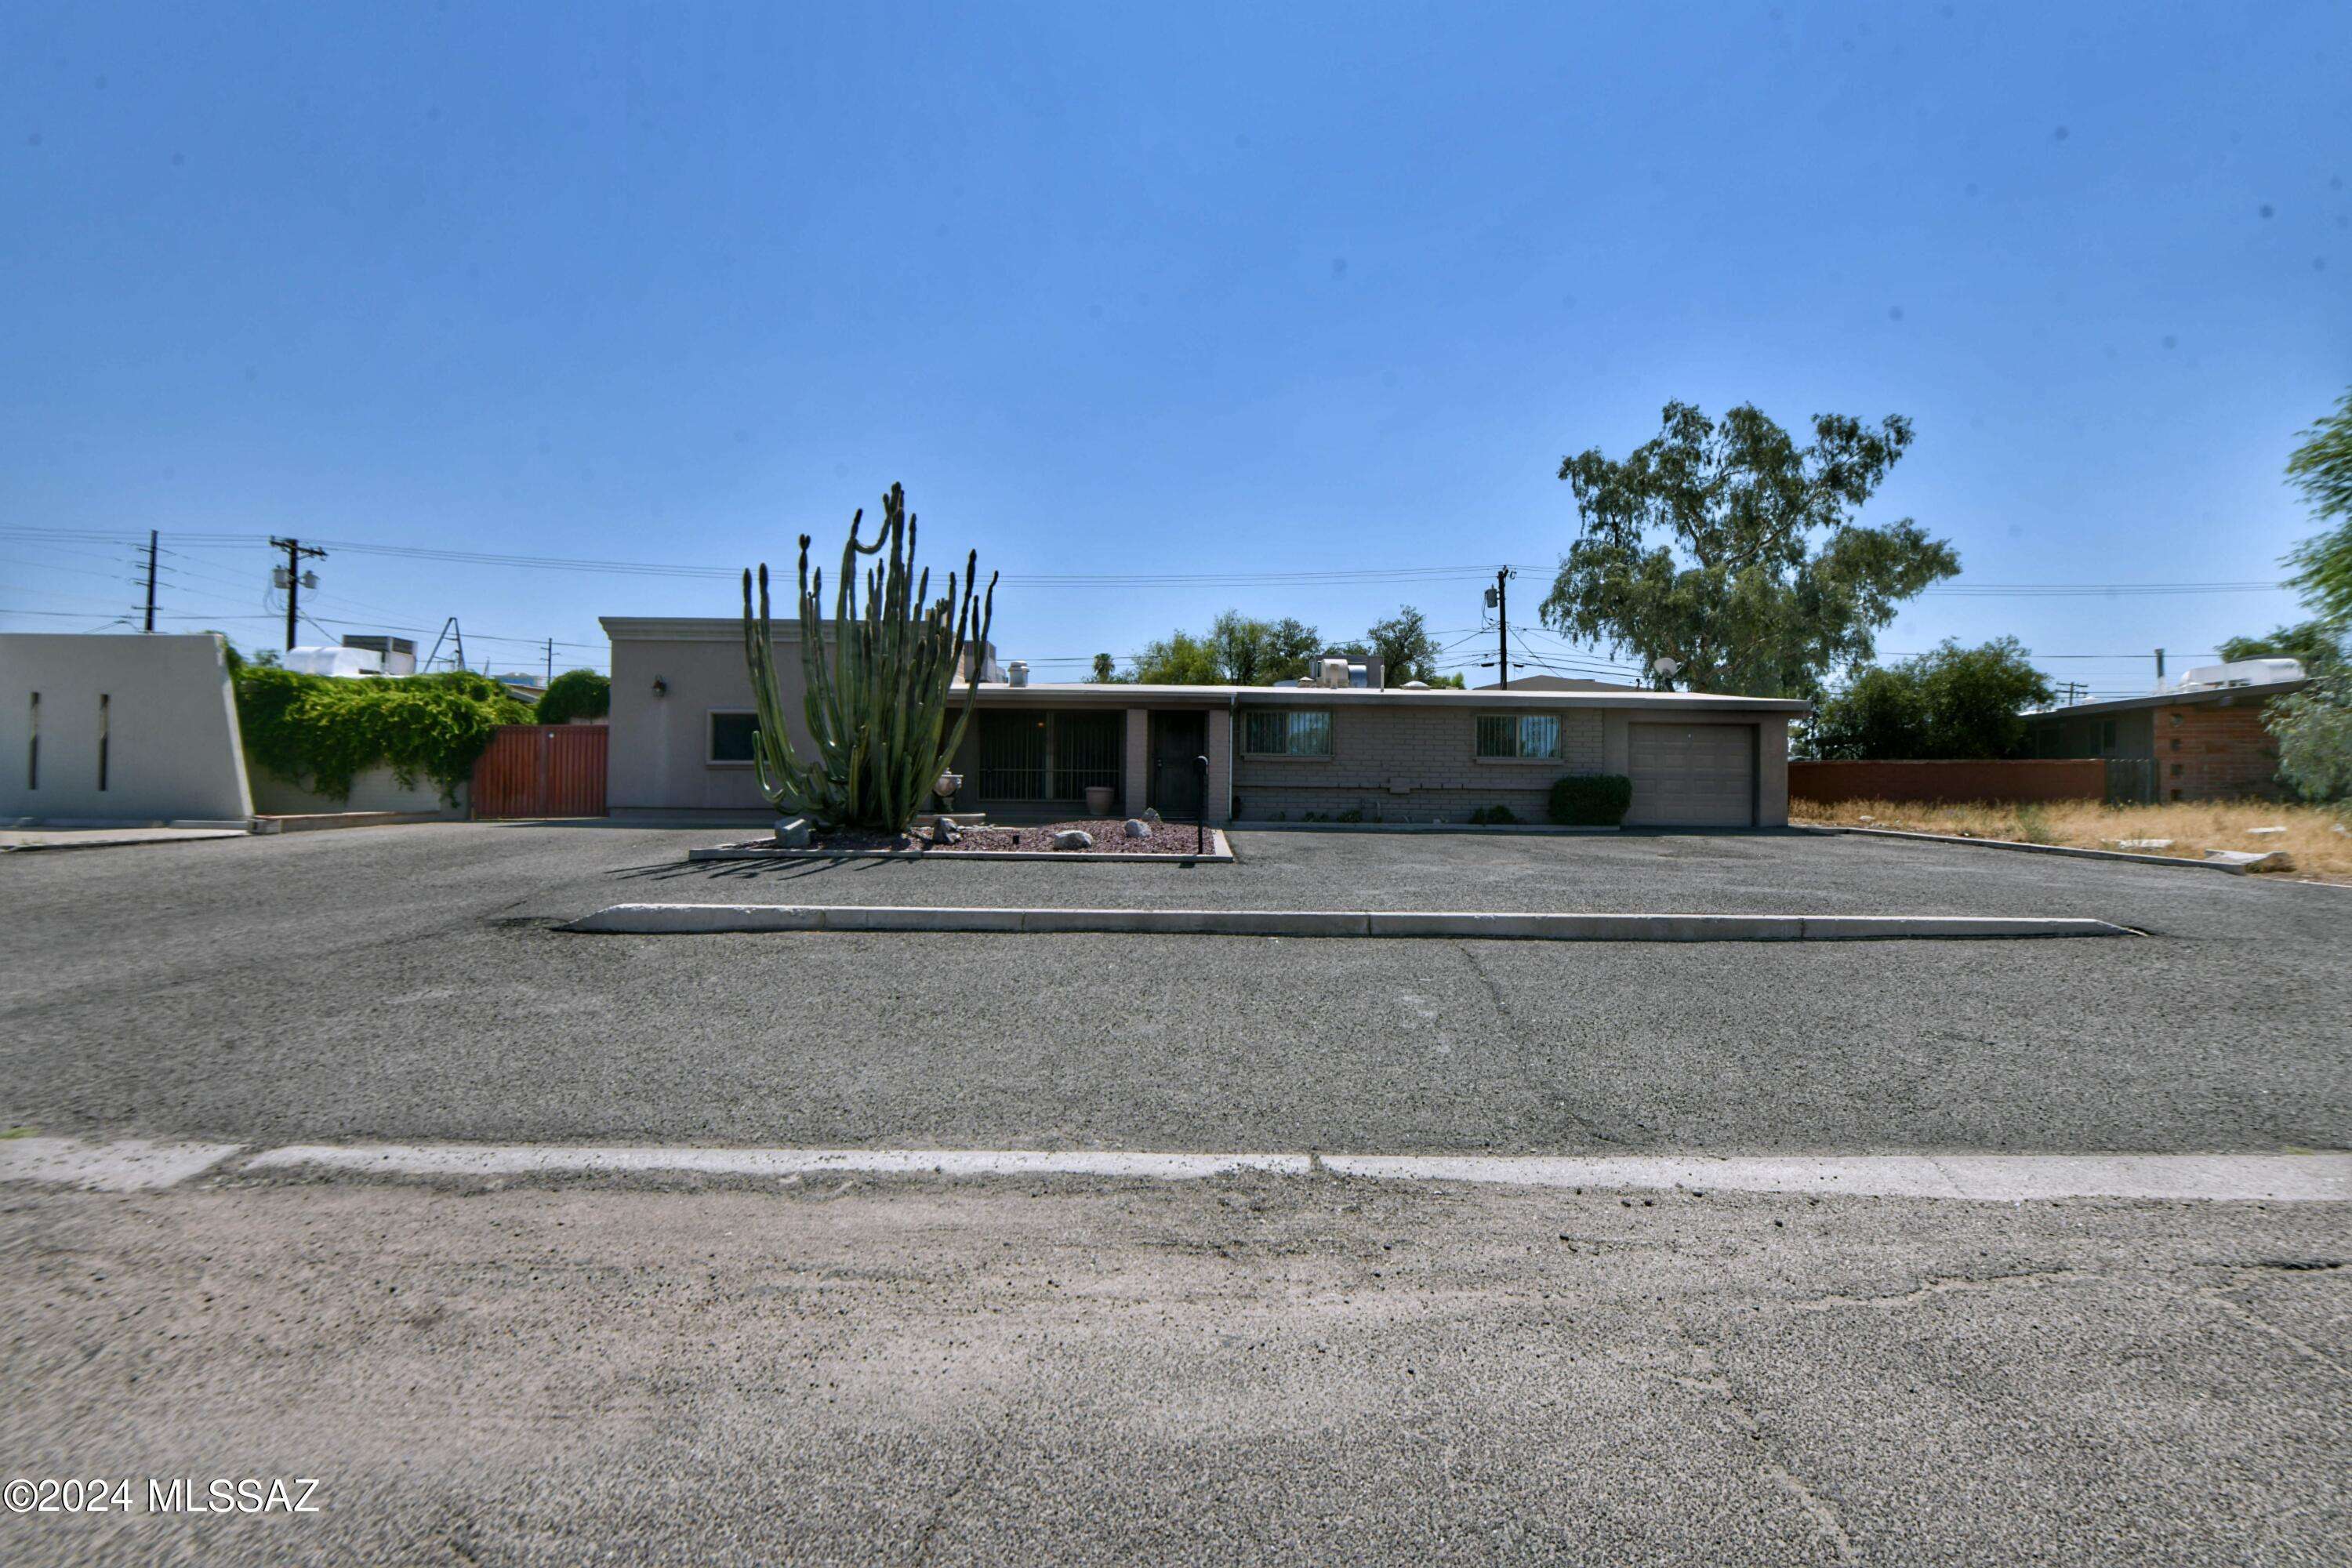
xmin=2157 ymin=701 xmax=2285 ymax=801
xmin=2024 ymin=680 xmax=2307 ymax=803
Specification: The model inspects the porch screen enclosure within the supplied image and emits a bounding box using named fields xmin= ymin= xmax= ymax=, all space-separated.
xmin=975 ymin=710 xmax=1123 ymax=804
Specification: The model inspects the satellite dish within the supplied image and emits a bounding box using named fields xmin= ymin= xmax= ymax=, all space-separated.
xmin=1652 ymin=655 xmax=1683 ymax=677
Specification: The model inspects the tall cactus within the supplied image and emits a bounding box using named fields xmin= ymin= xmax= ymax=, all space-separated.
xmin=741 ymin=484 xmax=997 ymax=832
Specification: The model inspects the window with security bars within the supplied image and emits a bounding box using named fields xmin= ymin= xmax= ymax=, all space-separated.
xmin=977 ymin=710 xmax=1124 ymax=800
xmin=1475 ymin=713 xmax=1559 ymax=760
xmin=1242 ymin=710 xmax=1332 ymax=757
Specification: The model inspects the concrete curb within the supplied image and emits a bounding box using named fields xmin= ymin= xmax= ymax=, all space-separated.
xmin=1229 ymin=821 xmax=1619 ymax=835
xmin=686 ymin=827 xmax=1233 ymax=865
xmin=1806 ymin=823 xmax=2300 ymax=875
xmin=0 ymin=1136 xmax=245 ymax=1189
xmin=253 ymin=810 xmax=461 ymax=835
xmin=218 ymin=1143 xmax=2352 ymax=1202
xmin=0 ymin=828 xmax=250 ymax=853
xmin=559 ymin=903 xmax=2132 ymax=941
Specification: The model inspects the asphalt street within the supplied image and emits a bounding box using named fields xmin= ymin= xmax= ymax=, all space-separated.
xmin=2 ymin=822 xmax=2346 ymax=1153
xmin=6 ymin=823 xmax=2347 ymax=1566
xmin=3 ymin=1174 xmax=2345 ymax=1567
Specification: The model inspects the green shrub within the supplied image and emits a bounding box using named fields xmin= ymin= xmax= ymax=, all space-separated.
xmin=1466 ymin=804 xmax=1520 ymax=826
xmin=537 ymin=669 xmax=611 ymax=726
xmin=237 ymin=667 xmax=532 ymax=804
xmin=1548 ymin=774 xmax=1633 ymax=826
xmin=1335 ymin=806 xmax=1365 ymax=824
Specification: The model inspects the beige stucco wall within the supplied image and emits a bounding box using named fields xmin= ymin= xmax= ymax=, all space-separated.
xmin=0 ymin=633 xmax=252 ymax=824
xmin=606 ymin=626 xmax=782 ymax=814
xmin=247 ymin=764 xmax=466 ymax=818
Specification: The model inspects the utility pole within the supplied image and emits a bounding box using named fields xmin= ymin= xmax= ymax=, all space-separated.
xmin=269 ymin=537 xmax=327 ymax=652
xmin=1486 ymin=568 xmax=1514 ymax=691
xmin=2154 ymin=648 xmax=2165 ymax=687
xmin=544 ymin=637 xmax=554 ymax=687
xmin=142 ymin=529 xmax=158 ymax=632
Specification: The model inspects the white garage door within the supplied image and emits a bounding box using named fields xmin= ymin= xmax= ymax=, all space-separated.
xmin=1628 ymin=723 xmax=1755 ymax=826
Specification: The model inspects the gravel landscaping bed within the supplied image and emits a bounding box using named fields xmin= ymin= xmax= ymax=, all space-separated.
xmin=733 ymin=818 xmax=1217 ymax=855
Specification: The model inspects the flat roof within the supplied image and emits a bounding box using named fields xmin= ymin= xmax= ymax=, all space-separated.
xmin=965 ymin=682 xmax=1809 ymax=713
xmin=2024 ymin=679 xmax=2310 ymax=720
xmin=599 ymin=619 xmax=1808 ymax=712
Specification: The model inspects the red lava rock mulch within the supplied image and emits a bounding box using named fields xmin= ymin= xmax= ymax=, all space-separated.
xmin=733 ymin=818 xmax=1217 ymax=855
xmin=924 ymin=818 xmax=1216 ymax=855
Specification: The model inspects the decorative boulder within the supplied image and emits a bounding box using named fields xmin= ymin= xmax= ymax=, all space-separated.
xmin=773 ymin=817 xmax=812 ymax=849
xmin=1123 ymin=818 xmax=1152 ymax=838
xmin=1142 ymin=808 xmax=1163 ymax=824
xmin=1051 ymin=829 xmax=1094 ymax=850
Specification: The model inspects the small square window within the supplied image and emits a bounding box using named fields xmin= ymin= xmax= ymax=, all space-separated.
xmin=709 ymin=710 xmax=759 ymax=764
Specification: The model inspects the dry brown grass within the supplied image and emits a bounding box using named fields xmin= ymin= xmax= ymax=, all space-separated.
xmin=1793 ymin=797 xmax=2352 ymax=881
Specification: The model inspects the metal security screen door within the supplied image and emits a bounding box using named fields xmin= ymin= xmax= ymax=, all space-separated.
xmin=1149 ymin=710 xmax=1205 ymax=818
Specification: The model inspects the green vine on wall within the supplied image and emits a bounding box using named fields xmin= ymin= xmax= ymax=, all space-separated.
xmin=236 ymin=667 xmax=532 ymax=804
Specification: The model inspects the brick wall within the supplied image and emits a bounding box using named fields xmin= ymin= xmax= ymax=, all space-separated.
xmin=1232 ymin=705 xmax=1606 ymax=822
xmin=2158 ymin=702 xmax=2283 ymax=800
xmin=1788 ymin=759 xmax=2107 ymax=805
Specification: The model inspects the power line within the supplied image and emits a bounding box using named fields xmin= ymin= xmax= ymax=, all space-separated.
xmin=0 ymin=528 xmax=2297 ymax=599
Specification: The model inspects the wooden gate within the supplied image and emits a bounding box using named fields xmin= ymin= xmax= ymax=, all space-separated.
xmin=471 ymin=724 xmax=608 ymax=818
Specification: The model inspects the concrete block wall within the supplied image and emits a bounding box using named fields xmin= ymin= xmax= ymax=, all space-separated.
xmin=0 ymin=633 xmax=252 ymax=824
xmin=1232 ymin=704 xmax=1606 ymax=822
xmin=1789 ymin=758 xmax=2107 ymax=806
xmin=2159 ymin=702 xmax=2283 ymax=800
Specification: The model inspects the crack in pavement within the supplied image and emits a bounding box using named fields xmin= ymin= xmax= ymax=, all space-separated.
xmin=1450 ymin=942 xmax=1637 ymax=1148
xmin=1791 ymin=1269 xmax=2098 ymax=1312
xmin=2194 ymin=1266 xmax=2350 ymax=1381
xmin=1669 ymin=1340 xmax=1859 ymax=1563
xmin=907 ymin=1414 xmax=1005 ymax=1566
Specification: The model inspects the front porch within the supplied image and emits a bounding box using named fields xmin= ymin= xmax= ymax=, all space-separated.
xmin=946 ymin=697 xmax=1233 ymax=824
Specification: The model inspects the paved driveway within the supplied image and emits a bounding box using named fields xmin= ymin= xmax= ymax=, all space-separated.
xmin=3 ymin=822 xmax=2343 ymax=1155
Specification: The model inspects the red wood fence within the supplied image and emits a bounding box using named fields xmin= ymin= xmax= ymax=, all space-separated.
xmin=471 ymin=724 xmax=608 ymax=818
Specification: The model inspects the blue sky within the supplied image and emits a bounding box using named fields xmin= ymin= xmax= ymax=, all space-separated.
xmin=3 ymin=2 xmax=2347 ymax=693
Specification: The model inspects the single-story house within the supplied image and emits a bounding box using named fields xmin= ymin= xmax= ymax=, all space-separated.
xmin=2024 ymin=664 xmax=2310 ymax=802
xmin=601 ymin=617 xmax=1806 ymax=827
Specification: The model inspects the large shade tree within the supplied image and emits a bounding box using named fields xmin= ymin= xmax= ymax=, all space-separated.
xmin=1130 ymin=612 xmax=1320 ymax=684
xmin=1542 ymin=401 xmax=1958 ymax=699
xmin=2266 ymin=387 xmax=2352 ymax=800
xmin=1365 ymin=605 xmax=1443 ymax=686
xmin=1802 ymin=638 xmax=2053 ymax=760
xmin=2285 ymin=388 xmax=2352 ymax=622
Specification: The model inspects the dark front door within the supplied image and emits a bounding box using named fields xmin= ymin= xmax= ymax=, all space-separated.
xmin=1149 ymin=711 xmax=1206 ymax=818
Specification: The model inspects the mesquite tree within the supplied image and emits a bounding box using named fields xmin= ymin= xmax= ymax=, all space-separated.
xmin=741 ymin=484 xmax=996 ymax=831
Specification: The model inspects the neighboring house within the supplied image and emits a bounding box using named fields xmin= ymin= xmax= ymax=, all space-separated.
xmin=2024 ymin=660 xmax=2309 ymax=802
xmin=601 ymin=617 xmax=1806 ymax=826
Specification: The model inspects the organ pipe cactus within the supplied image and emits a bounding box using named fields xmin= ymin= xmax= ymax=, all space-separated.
xmin=741 ymin=484 xmax=997 ymax=832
